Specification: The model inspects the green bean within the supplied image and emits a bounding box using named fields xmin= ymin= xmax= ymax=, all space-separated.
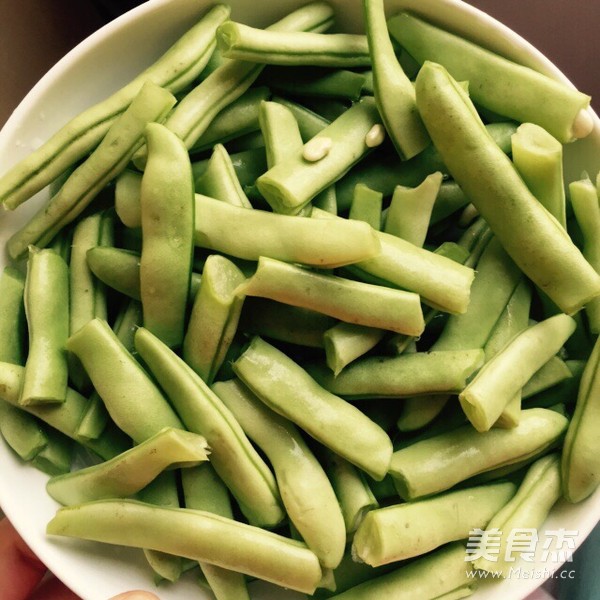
xmin=46 ymin=427 xmax=208 ymax=506
xmin=115 ymin=170 xmax=143 ymax=228
xmin=321 ymin=448 xmax=378 ymax=537
xmin=0 ymin=4 xmax=230 ymax=210
xmin=75 ymin=298 xmax=144 ymax=441
xmin=217 ymin=21 xmax=370 ymax=67
xmin=459 ymin=314 xmax=575 ymax=432
xmin=570 ymin=175 xmax=600 ymax=332
xmin=20 ymin=248 xmax=69 ymax=406
xmin=232 ymin=336 xmax=392 ymax=480
xmin=262 ymin=67 xmax=366 ymax=101
xmin=257 ymin=97 xmax=381 ymax=214
xmin=396 ymin=395 xmax=452 ymax=433
xmin=143 ymin=2 xmax=335 ymax=159
xmin=308 ymin=349 xmax=484 ymax=399
xmin=353 ymin=481 xmax=515 ymax=566
xmin=391 ymin=12 xmax=592 ymax=143
xmin=527 ymin=360 xmax=585 ymax=410
xmin=389 ymin=408 xmax=568 ymax=500
xmin=471 ymin=454 xmax=561 ymax=575
xmin=195 ymin=144 xmax=253 ymax=208
xmin=511 ymin=122 xmax=566 ymax=227
xmin=562 ymin=334 xmax=600 ymax=502
xmin=7 ymin=82 xmax=177 ymax=261
xmin=0 ymin=361 xmax=129 ymax=460
xmin=48 ymin=499 xmax=323 ymax=594
xmin=193 ymin=146 xmax=266 ymax=191
xmin=415 ymin=61 xmax=600 ymax=314
xmin=272 ymin=96 xmax=330 ymax=140
xmin=0 ymin=401 xmax=48 ymax=461
xmin=31 ymin=428 xmax=73 ymax=476
xmin=240 ymin=298 xmax=335 ymax=348
xmin=385 ymin=240 xmax=470 ymax=360
xmin=384 ymin=172 xmax=442 ymax=246
xmin=183 ymin=255 xmax=246 ymax=383
xmin=259 ymin=100 xmax=303 ymax=168
xmin=191 ymin=86 xmax=270 ymax=153
xmin=522 ymin=356 xmax=573 ymax=400
xmin=349 ymin=183 xmax=382 ymax=230
xmin=364 ymin=0 xmax=429 ymax=159
xmin=323 ymin=323 xmax=385 ymax=376
xmin=139 ymin=470 xmax=184 ymax=584
xmin=239 ymin=257 xmax=425 ymax=336
xmin=335 ymin=121 xmax=518 ymax=211
xmin=140 ymin=122 xmax=194 ymax=348
xmin=66 ymin=319 xmax=183 ymax=444
xmin=433 ymin=237 xmax=522 ymax=352
xmin=0 ymin=267 xmax=26 ymax=365
xmin=194 ymin=194 xmax=380 ymax=268
xmin=69 ymin=212 xmax=112 ymax=391
xmin=182 ymin=464 xmax=251 ymax=600
xmin=429 ymin=181 xmax=470 ymax=225
xmin=328 ymin=542 xmax=476 ymax=600
xmin=86 ymin=246 xmax=202 ymax=303
xmin=87 ymin=247 xmax=142 ymax=300
xmin=134 ymin=327 xmax=284 ymax=527
xmin=214 ymin=378 xmax=346 ymax=569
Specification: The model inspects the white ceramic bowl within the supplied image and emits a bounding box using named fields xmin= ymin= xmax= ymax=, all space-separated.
xmin=0 ymin=1 xmax=599 ymax=599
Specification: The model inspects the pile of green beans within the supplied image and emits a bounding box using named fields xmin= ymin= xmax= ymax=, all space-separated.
xmin=1 ymin=1 xmax=600 ymax=599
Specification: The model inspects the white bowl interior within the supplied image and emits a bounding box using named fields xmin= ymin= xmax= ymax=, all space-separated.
xmin=0 ymin=1 xmax=598 ymax=599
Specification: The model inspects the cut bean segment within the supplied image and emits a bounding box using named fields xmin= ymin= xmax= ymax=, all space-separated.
xmin=323 ymin=322 xmax=385 ymax=376
xmin=134 ymin=327 xmax=284 ymax=528
xmin=66 ymin=319 xmax=184 ymax=444
xmin=459 ymin=314 xmax=576 ymax=432
xmin=353 ymin=482 xmax=515 ymax=566
xmin=562 ymin=335 xmax=600 ymax=502
xmin=511 ymin=122 xmax=566 ymax=227
xmin=217 ymin=22 xmax=370 ymax=67
xmin=232 ymin=336 xmax=393 ymax=480
xmin=391 ymin=12 xmax=592 ymax=143
xmin=570 ymin=175 xmax=600 ymax=332
xmin=140 ymin=123 xmax=194 ymax=348
xmin=183 ymin=255 xmax=246 ymax=383
xmin=194 ymin=194 xmax=380 ymax=268
xmin=182 ymin=464 xmax=251 ymax=600
xmin=383 ymin=172 xmax=442 ymax=246
xmin=472 ymin=455 xmax=561 ymax=575
xmin=194 ymin=144 xmax=253 ymax=208
xmin=214 ymin=378 xmax=346 ymax=569
xmin=389 ymin=408 xmax=568 ymax=500
xmin=46 ymin=427 xmax=209 ymax=506
xmin=321 ymin=449 xmax=378 ymax=537
xmin=309 ymin=350 xmax=484 ymax=399
xmin=47 ymin=499 xmax=323 ymax=595
xmin=257 ymin=98 xmax=381 ymax=214
xmin=0 ymin=267 xmax=26 ymax=366
xmin=20 ymin=248 xmax=69 ymax=406
xmin=191 ymin=85 xmax=270 ymax=153
xmin=363 ymin=0 xmax=429 ymax=159
xmin=239 ymin=257 xmax=424 ymax=336
xmin=328 ymin=542 xmax=476 ymax=600
xmin=414 ymin=61 xmax=600 ymax=314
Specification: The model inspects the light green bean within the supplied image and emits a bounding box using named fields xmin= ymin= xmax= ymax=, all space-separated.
xmin=414 ymin=61 xmax=600 ymax=314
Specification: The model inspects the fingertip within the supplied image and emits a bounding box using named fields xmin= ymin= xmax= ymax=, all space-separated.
xmin=109 ymin=591 xmax=161 ymax=600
